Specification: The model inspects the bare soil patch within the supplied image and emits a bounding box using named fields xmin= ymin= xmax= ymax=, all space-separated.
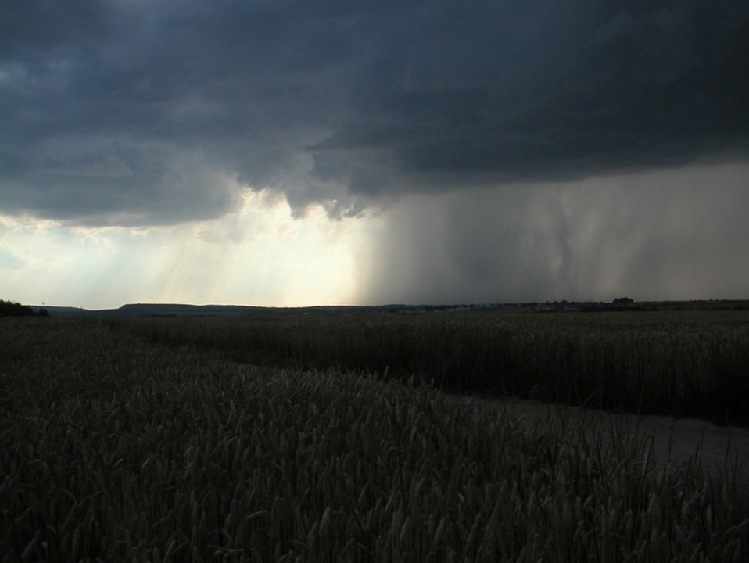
xmin=451 ymin=393 xmax=749 ymax=489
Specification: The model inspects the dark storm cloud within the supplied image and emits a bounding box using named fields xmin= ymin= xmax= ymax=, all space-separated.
xmin=357 ymin=164 xmax=749 ymax=304
xmin=1 ymin=1 xmax=748 ymax=224
xmin=322 ymin=1 xmax=749 ymax=190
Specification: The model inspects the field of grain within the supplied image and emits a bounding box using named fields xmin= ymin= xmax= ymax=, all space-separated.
xmin=2 ymin=317 xmax=748 ymax=561
xmin=123 ymin=310 xmax=749 ymax=425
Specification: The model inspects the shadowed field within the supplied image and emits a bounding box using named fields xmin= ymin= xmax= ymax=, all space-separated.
xmin=2 ymin=318 xmax=748 ymax=561
xmin=120 ymin=310 xmax=749 ymax=426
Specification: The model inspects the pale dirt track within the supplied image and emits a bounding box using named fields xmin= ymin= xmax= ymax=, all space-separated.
xmin=449 ymin=393 xmax=749 ymax=490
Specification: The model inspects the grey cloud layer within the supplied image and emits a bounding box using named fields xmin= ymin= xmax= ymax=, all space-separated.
xmin=2 ymin=1 xmax=748 ymax=224
xmin=358 ymin=164 xmax=749 ymax=304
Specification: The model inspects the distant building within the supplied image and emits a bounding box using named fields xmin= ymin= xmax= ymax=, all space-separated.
xmin=613 ymin=297 xmax=634 ymax=305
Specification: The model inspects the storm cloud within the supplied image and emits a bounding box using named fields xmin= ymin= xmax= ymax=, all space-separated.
xmin=2 ymin=1 xmax=749 ymax=305
xmin=2 ymin=1 xmax=748 ymax=224
xmin=358 ymin=162 xmax=749 ymax=304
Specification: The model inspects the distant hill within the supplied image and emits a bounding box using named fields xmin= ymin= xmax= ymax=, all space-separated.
xmin=117 ymin=303 xmax=277 ymax=317
xmin=38 ymin=302 xmax=490 ymax=318
xmin=41 ymin=306 xmax=95 ymax=317
xmin=29 ymin=299 xmax=749 ymax=318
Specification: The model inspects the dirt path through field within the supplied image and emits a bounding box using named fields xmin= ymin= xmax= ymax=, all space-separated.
xmin=451 ymin=393 xmax=749 ymax=489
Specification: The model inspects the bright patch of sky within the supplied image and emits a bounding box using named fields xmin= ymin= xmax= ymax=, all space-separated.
xmin=0 ymin=191 xmax=371 ymax=309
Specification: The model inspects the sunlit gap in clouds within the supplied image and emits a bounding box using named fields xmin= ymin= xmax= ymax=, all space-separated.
xmin=0 ymin=191 xmax=374 ymax=309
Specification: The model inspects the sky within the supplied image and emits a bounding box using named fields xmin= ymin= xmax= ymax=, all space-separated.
xmin=2 ymin=1 xmax=749 ymax=308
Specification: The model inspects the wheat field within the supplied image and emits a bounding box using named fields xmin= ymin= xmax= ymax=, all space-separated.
xmin=2 ymin=317 xmax=748 ymax=561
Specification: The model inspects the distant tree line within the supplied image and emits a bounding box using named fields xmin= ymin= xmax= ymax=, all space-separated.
xmin=0 ymin=299 xmax=49 ymax=318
